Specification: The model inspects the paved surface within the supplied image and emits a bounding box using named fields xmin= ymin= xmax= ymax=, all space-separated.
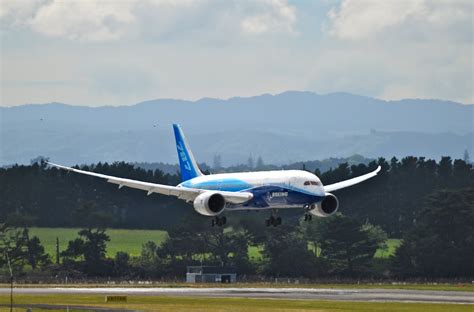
xmin=0 ymin=303 xmax=135 ymax=311
xmin=1 ymin=287 xmax=473 ymax=304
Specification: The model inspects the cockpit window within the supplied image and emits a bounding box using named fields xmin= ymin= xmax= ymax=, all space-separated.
xmin=304 ymin=181 xmax=310 ymax=185
xmin=310 ymin=181 xmax=320 ymax=185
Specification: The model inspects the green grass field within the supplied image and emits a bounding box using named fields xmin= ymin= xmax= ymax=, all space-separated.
xmin=30 ymin=228 xmax=168 ymax=257
xmin=374 ymin=239 xmax=402 ymax=258
xmin=30 ymin=227 xmax=400 ymax=259
xmin=0 ymin=294 xmax=472 ymax=312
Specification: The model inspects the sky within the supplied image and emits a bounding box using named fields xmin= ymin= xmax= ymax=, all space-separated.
xmin=0 ymin=0 xmax=473 ymax=106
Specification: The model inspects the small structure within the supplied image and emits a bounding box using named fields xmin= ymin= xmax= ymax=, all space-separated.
xmin=186 ymin=266 xmax=237 ymax=283
xmin=105 ymin=295 xmax=127 ymax=303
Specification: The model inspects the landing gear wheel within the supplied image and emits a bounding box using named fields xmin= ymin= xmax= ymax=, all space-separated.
xmin=265 ymin=215 xmax=282 ymax=226
xmin=212 ymin=216 xmax=227 ymax=227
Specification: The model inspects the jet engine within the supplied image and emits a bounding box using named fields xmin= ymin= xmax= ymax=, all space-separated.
xmin=309 ymin=193 xmax=339 ymax=217
xmin=193 ymin=192 xmax=226 ymax=216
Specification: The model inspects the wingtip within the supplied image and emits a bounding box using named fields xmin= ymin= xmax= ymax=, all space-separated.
xmin=46 ymin=161 xmax=71 ymax=171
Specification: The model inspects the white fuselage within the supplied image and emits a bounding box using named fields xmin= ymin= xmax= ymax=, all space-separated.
xmin=180 ymin=170 xmax=326 ymax=210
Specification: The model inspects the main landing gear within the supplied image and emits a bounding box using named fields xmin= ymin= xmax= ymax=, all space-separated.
xmin=211 ymin=216 xmax=227 ymax=227
xmin=265 ymin=210 xmax=282 ymax=227
xmin=303 ymin=204 xmax=313 ymax=221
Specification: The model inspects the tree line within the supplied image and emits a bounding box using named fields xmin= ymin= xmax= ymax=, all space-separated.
xmin=0 ymin=156 xmax=472 ymax=236
xmin=1 ymin=187 xmax=472 ymax=281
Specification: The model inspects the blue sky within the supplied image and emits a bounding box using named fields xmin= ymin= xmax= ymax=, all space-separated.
xmin=1 ymin=0 xmax=472 ymax=106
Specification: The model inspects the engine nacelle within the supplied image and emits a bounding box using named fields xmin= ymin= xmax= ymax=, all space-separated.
xmin=309 ymin=193 xmax=339 ymax=217
xmin=193 ymin=192 xmax=226 ymax=216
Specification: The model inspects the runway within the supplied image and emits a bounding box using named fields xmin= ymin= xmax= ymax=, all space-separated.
xmin=0 ymin=287 xmax=473 ymax=304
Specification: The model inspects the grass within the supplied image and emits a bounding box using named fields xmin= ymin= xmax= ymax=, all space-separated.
xmin=30 ymin=227 xmax=168 ymax=257
xmin=375 ymin=239 xmax=402 ymax=258
xmin=0 ymin=294 xmax=472 ymax=312
xmin=30 ymin=227 xmax=400 ymax=260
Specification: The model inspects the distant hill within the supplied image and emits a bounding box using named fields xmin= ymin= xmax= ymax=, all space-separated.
xmin=1 ymin=91 xmax=472 ymax=166
xmin=134 ymin=154 xmax=372 ymax=175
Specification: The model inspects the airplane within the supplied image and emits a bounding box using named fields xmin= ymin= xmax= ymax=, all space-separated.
xmin=48 ymin=124 xmax=381 ymax=227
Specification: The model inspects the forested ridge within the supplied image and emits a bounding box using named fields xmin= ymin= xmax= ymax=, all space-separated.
xmin=1 ymin=156 xmax=472 ymax=235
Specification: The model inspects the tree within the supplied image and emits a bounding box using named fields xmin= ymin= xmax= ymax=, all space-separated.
xmin=360 ymin=223 xmax=388 ymax=253
xmin=437 ymin=156 xmax=453 ymax=188
xmin=317 ymin=214 xmax=381 ymax=277
xmin=132 ymin=241 xmax=161 ymax=277
xmin=463 ymin=149 xmax=470 ymax=163
xmin=0 ymin=227 xmax=29 ymax=273
xmin=212 ymin=154 xmax=222 ymax=170
xmin=72 ymin=202 xmax=113 ymax=228
xmin=202 ymin=228 xmax=251 ymax=270
xmin=26 ymin=235 xmax=50 ymax=269
xmin=114 ymin=251 xmax=131 ymax=276
xmin=61 ymin=228 xmax=111 ymax=275
xmin=61 ymin=238 xmax=85 ymax=260
xmin=391 ymin=188 xmax=474 ymax=278
xmin=79 ymin=228 xmax=109 ymax=264
xmin=247 ymin=155 xmax=254 ymax=169
xmin=0 ymin=227 xmax=49 ymax=272
xmin=262 ymin=225 xmax=316 ymax=277
xmin=158 ymin=220 xmax=208 ymax=263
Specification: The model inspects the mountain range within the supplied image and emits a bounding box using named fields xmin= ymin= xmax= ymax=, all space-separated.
xmin=1 ymin=91 xmax=472 ymax=166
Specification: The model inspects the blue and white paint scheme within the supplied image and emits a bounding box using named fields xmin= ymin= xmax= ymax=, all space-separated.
xmin=48 ymin=124 xmax=381 ymax=226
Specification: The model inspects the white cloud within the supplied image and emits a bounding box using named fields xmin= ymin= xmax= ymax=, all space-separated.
xmin=0 ymin=0 xmax=297 ymax=42
xmin=29 ymin=1 xmax=137 ymax=42
xmin=315 ymin=0 xmax=473 ymax=103
xmin=326 ymin=0 xmax=472 ymax=40
xmin=240 ymin=0 xmax=297 ymax=35
xmin=0 ymin=0 xmax=47 ymax=28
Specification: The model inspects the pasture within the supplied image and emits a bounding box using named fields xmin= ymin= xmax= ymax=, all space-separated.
xmin=30 ymin=227 xmax=400 ymax=259
xmin=30 ymin=228 xmax=168 ymax=257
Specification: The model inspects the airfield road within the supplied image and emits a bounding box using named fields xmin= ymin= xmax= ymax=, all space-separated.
xmin=0 ymin=287 xmax=473 ymax=304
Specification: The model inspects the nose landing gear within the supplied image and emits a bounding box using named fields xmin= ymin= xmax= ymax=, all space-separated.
xmin=303 ymin=204 xmax=313 ymax=221
xmin=211 ymin=216 xmax=227 ymax=227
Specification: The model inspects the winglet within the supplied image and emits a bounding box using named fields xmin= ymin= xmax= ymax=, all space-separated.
xmin=173 ymin=124 xmax=203 ymax=182
xmin=46 ymin=161 xmax=73 ymax=171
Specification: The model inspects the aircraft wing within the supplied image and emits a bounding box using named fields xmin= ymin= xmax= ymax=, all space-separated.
xmin=324 ymin=166 xmax=381 ymax=193
xmin=47 ymin=162 xmax=253 ymax=204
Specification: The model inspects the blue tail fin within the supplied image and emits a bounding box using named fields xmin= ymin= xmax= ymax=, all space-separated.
xmin=173 ymin=124 xmax=203 ymax=182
